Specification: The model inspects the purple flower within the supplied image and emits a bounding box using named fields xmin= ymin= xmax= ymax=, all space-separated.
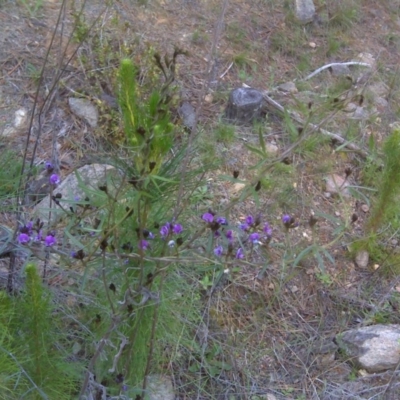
xmin=226 ymin=230 xmax=233 ymax=241
xmin=214 ymin=245 xmax=223 ymax=257
xmin=239 ymin=223 xmax=249 ymax=231
xmin=148 ymin=231 xmax=155 ymax=239
xmin=172 ymin=224 xmax=183 ymax=234
xmin=18 ymin=233 xmax=30 ymax=244
xmin=49 ymin=174 xmax=61 ymax=185
xmin=138 ymin=239 xmax=149 ymax=250
xmin=282 ymin=214 xmax=291 ymax=224
xmin=249 ymin=232 xmax=260 ymax=243
xmin=44 ymin=235 xmax=56 ymax=247
xmin=263 ymin=223 xmax=272 ymax=238
xmin=202 ymin=213 xmax=214 ymax=223
xmin=160 ymin=225 xmax=169 ymax=237
xmin=44 ymin=161 xmax=53 ymax=171
xmin=246 ymin=215 xmax=254 ymax=226
xmin=235 ymin=248 xmax=244 ymax=259
xmin=216 ymin=217 xmax=227 ymax=225
xmin=34 ymin=230 xmax=42 ymax=242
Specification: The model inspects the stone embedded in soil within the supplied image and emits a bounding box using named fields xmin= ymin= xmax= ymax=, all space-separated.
xmin=295 ymin=0 xmax=315 ymax=23
xmin=68 ymin=98 xmax=99 ymax=128
xmin=146 ymin=375 xmax=174 ymax=400
xmin=355 ymin=250 xmax=369 ymax=269
xmin=13 ymin=108 xmax=28 ymax=129
xmin=325 ymin=174 xmax=351 ymax=197
xmin=277 ymin=81 xmax=298 ymax=94
xmin=178 ymin=101 xmax=196 ymax=131
xmin=336 ymin=324 xmax=400 ymax=373
xmin=32 ymin=163 xmax=117 ymax=225
xmin=225 ymin=87 xmax=265 ymax=125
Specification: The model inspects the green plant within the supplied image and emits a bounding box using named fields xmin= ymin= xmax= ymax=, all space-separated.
xmin=17 ymin=0 xmax=43 ymax=17
xmin=0 ymin=264 xmax=81 ymax=398
xmin=367 ymin=129 xmax=400 ymax=233
xmin=0 ymin=149 xmax=23 ymax=198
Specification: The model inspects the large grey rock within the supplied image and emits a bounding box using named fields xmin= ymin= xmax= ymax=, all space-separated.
xmin=32 ymin=164 xmax=117 ymax=225
xmin=336 ymin=324 xmax=400 ymax=372
xmin=68 ymin=98 xmax=99 ymax=128
xmin=295 ymin=0 xmax=315 ymax=23
xmin=225 ymin=87 xmax=265 ymax=125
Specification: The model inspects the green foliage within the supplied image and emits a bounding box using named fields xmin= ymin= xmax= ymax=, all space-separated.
xmin=118 ymin=58 xmax=174 ymax=174
xmin=17 ymin=0 xmax=43 ymax=17
xmin=0 ymin=264 xmax=81 ymax=399
xmin=367 ymin=129 xmax=400 ymax=233
xmin=0 ymin=149 xmax=23 ymax=198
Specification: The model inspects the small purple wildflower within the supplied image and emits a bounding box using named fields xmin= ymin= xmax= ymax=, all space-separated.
xmin=34 ymin=230 xmax=42 ymax=242
xmin=263 ymin=223 xmax=272 ymax=238
xmin=138 ymin=239 xmax=149 ymax=251
xmin=239 ymin=223 xmax=249 ymax=231
xmin=202 ymin=213 xmax=214 ymax=223
xmin=214 ymin=245 xmax=223 ymax=257
xmin=18 ymin=233 xmax=30 ymax=244
xmin=44 ymin=161 xmax=53 ymax=171
xmin=160 ymin=225 xmax=169 ymax=237
xmin=216 ymin=217 xmax=227 ymax=225
xmin=226 ymin=230 xmax=233 ymax=241
xmin=246 ymin=215 xmax=254 ymax=226
xmin=282 ymin=214 xmax=291 ymax=225
xmin=214 ymin=230 xmax=221 ymax=238
xmin=172 ymin=224 xmax=183 ymax=234
xmin=44 ymin=235 xmax=56 ymax=247
xmin=249 ymin=232 xmax=260 ymax=243
xmin=235 ymin=248 xmax=244 ymax=259
xmin=148 ymin=232 xmax=155 ymax=239
xmin=49 ymin=174 xmax=61 ymax=186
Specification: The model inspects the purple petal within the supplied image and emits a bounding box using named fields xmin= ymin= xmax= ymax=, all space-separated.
xmin=235 ymin=248 xmax=244 ymax=259
xmin=246 ymin=215 xmax=254 ymax=225
xmin=18 ymin=233 xmax=30 ymax=244
xmin=202 ymin=213 xmax=214 ymax=223
xmin=172 ymin=224 xmax=183 ymax=234
xmin=214 ymin=245 xmax=223 ymax=257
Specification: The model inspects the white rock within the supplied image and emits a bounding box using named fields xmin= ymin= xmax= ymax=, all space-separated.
xmin=13 ymin=108 xmax=28 ymax=128
xmin=355 ymin=250 xmax=369 ymax=269
xmin=337 ymin=325 xmax=400 ymax=372
xmin=32 ymin=164 xmax=117 ymax=225
xmin=68 ymin=98 xmax=98 ymax=128
xmin=325 ymin=174 xmax=350 ymax=197
xmin=295 ymin=0 xmax=315 ymax=23
xmin=277 ymin=81 xmax=298 ymax=94
xmin=147 ymin=375 xmax=174 ymax=400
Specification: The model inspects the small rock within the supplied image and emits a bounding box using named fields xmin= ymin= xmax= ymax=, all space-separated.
xmin=277 ymin=81 xmax=298 ymax=94
xmin=230 ymin=182 xmax=246 ymax=195
xmin=295 ymin=0 xmax=315 ymax=23
xmin=361 ymin=204 xmax=369 ymax=213
xmin=323 ymin=192 xmax=331 ymax=198
xmin=13 ymin=108 xmax=28 ymax=129
xmin=204 ymin=93 xmax=213 ymax=103
xmin=350 ymin=106 xmax=369 ymax=120
xmin=343 ymin=102 xmax=357 ymax=113
xmin=325 ymin=174 xmax=350 ymax=197
xmin=357 ymin=52 xmax=376 ymax=70
xmin=178 ymin=101 xmax=196 ymax=131
xmin=266 ymin=143 xmax=279 ymax=155
xmin=68 ymin=98 xmax=99 ymax=128
xmin=355 ymin=250 xmax=369 ymax=269
xmin=336 ymin=324 xmax=400 ymax=373
xmin=147 ymin=375 xmax=174 ymax=400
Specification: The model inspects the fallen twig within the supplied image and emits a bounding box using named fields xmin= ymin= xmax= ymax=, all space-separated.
xmin=301 ymin=62 xmax=372 ymax=81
